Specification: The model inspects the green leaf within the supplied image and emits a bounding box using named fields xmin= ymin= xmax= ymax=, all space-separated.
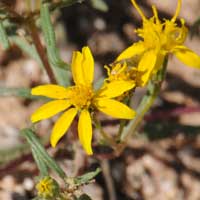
xmin=90 ymin=0 xmax=108 ymax=12
xmin=0 ymin=87 xmax=48 ymax=100
xmin=74 ymin=168 xmax=101 ymax=185
xmin=32 ymin=146 xmax=48 ymax=176
xmin=10 ymin=36 xmax=43 ymax=68
xmin=0 ymin=87 xmax=30 ymax=98
xmin=0 ymin=143 xmax=29 ymax=166
xmin=21 ymin=128 xmax=66 ymax=179
xmin=40 ymin=3 xmax=70 ymax=86
xmin=0 ymin=21 xmax=10 ymax=50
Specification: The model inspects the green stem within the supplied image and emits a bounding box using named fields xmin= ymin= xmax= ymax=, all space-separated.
xmin=116 ymin=94 xmax=133 ymax=142
xmin=93 ymin=116 xmax=117 ymax=149
xmin=119 ymin=58 xmax=168 ymax=150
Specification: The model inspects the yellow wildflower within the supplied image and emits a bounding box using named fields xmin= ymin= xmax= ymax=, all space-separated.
xmin=31 ymin=47 xmax=136 ymax=155
xmin=117 ymin=0 xmax=200 ymax=86
xmin=36 ymin=176 xmax=59 ymax=199
xmin=105 ymin=62 xmax=145 ymax=87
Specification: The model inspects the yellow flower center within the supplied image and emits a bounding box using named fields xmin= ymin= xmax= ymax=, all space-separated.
xmin=105 ymin=63 xmax=133 ymax=82
xmin=36 ymin=176 xmax=59 ymax=199
xmin=105 ymin=62 xmax=148 ymax=86
xmin=136 ymin=19 xmax=162 ymax=50
xmin=68 ymin=85 xmax=94 ymax=109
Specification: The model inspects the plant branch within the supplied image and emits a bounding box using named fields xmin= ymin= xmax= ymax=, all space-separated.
xmin=93 ymin=116 xmax=118 ymax=150
xmin=118 ymin=58 xmax=168 ymax=153
xmin=100 ymin=160 xmax=117 ymax=200
xmin=27 ymin=20 xmax=57 ymax=84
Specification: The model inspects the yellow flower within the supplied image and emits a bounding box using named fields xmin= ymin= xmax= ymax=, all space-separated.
xmin=36 ymin=176 xmax=59 ymax=199
xmin=117 ymin=0 xmax=200 ymax=86
xmin=105 ymin=62 xmax=145 ymax=87
xmin=31 ymin=47 xmax=136 ymax=155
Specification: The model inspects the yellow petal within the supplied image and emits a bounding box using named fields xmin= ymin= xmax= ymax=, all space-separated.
xmin=98 ymin=81 xmax=135 ymax=98
xmin=138 ymin=50 xmax=157 ymax=86
xmin=71 ymin=51 xmax=84 ymax=85
xmin=31 ymin=84 xmax=69 ymax=99
xmin=96 ymin=98 xmax=136 ymax=119
xmin=174 ymin=46 xmax=200 ymax=69
xmin=31 ymin=100 xmax=71 ymax=123
xmin=50 ymin=108 xmax=78 ymax=147
xmin=116 ymin=42 xmax=145 ymax=62
xmin=82 ymin=46 xmax=94 ymax=84
xmin=78 ymin=110 xmax=93 ymax=155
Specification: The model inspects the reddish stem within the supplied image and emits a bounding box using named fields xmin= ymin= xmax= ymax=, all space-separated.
xmin=28 ymin=21 xmax=57 ymax=84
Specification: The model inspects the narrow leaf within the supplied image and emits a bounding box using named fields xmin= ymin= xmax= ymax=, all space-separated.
xmin=10 ymin=36 xmax=43 ymax=68
xmin=74 ymin=168 xmax=101 ymax=185
xmin=0 ymin=21 xmax=10 ymax=50
xmin=21 ymin=128 xmax=66 ymax=178
xmin=32 ymin=146 xmax=48 ymax=176
xmin=40 ymin=3 xmax=70 ymax=86
xmin=0 ymin=87 xmax=47 ymax=99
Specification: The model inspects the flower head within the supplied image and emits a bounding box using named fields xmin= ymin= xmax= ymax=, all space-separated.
xmin=117 ymin=0 xmax=200 ymax=86
xmin=36 ymin=176 xmax=59 ymax=199
xmin=105 ymin=62 xmax=144 ymax=87
xmin=31 ymin=47 xmax=136 ymax=155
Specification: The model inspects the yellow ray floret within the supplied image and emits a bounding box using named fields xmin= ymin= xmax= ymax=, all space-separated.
xmin=31 ymin=46 xmax=136 ymax=155
xmin=116 ymin=0 xmax=200 ymax=87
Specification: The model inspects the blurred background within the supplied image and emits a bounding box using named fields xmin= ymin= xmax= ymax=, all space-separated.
xmin=0 ymin=0 xmax=200 ymax=199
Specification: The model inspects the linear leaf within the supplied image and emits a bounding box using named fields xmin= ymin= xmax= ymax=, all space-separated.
xmin=0 ymin=21 xmax=10 ymax=50
xmin=32 ymin=146 xmax=48 ymax=176
xmin=0 ymin=143 xmax=29 ymax=166
xmin=74 ymin=168 xmax=101 ymax=185
xmin=21 ymin=128 xmax=66 ymax=178
xmin=10 ymin=36 xmax=44 ymax=70
xmin=40 ymin=3 xmax=70 ymax=86
xmin=0 ymin=87 xmax=47 ymax=99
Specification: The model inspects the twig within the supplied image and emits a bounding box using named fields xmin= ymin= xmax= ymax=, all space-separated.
xmin=100 ymin=160 xmax=117 ymax=200
xmin=27 ymin=20 xmax=57 ymax=84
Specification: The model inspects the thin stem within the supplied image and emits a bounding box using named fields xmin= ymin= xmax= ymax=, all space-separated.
xmin=100 ymin=160 xmax=117 ymax=200
xmin=116 ymin=94 xmax=132 ymax=141
xmin=27 ymin=20 xmax=57 ymax=84
xmin=94 ymin=118 xmax=118 ymax=149
xmin=118 ymin=58 xmax=168 ymax=153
